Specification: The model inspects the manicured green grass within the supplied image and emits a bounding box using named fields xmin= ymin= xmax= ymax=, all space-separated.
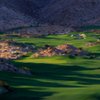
xmin=0 ymin=32 xmax=100 ymax=100
xmin=13 ymin=33 xmax=97 ymax=48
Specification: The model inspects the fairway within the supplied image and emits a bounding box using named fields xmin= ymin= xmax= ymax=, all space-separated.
xmin=0 ymin=32 xmax=100 ymax=100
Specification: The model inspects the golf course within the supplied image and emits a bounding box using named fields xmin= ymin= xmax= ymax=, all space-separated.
xmin=0 ymin=31 xmax=100 ymax=100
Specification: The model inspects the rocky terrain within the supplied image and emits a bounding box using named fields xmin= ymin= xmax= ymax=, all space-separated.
xmin=0 ymin=40 xmax=35 ymax=59
xmin=0 ymin=58 xmax=32 ymax=75
xmin=0 ymin=0 xmax=100 ymax=32
xmin=33 ymin=44 xmax=88 ymax=58
xmin=41 ymin=0 xmax=100 ymax=26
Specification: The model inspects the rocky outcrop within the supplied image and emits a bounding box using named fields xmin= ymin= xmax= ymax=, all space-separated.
xmin=0 ymin=40 xmax=35 ymax=59
xmin=85 ymin=41 xmax=100 ymax=47
xmin=0 ymin=58 xmax=32 ymax=75
xmin=33 ymin=44 xmax=88 ymax=58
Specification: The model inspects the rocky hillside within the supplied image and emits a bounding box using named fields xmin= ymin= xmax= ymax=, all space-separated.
xmin=0 ymin=0 xmax=100 ymax=32
xmin=40 ymin=0 xmax=100 ymax=26
xmin=0 ymin=6 xmax=35 ymax=31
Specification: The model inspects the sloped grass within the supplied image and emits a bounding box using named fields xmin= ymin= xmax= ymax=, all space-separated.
xmin=0 ymin=57 xmax=100 ymax=100
xmin=0 ymin=32 xmax=100 ymax=100
xmin=13 ymin=33 xmax=98 ymax=48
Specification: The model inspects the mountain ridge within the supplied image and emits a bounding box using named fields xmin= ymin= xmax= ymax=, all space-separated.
xmin=0 ymin=0 xmax=100 ymax=32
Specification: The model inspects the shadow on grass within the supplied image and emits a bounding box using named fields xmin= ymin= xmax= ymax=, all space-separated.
xmin=0 ymin=90 xmax=54 ymax=100
xmin=92 ymin=53 xmax=100 ymax=58
xmin=1 ymin=62 xmax=100 ymax=100
xmin=89 ymin=93 xmax=100 ymax=100
xmin=13 ymin=62 xmax=100 ymax=85
xmin=84 ymin=52 xmax=100 ymax=60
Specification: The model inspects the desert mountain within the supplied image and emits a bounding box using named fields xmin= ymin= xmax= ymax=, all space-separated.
xmin=40 ymin=0 xmax=100 ymax=26
xmin=0 ymin=0 xmax=100 ymax=32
